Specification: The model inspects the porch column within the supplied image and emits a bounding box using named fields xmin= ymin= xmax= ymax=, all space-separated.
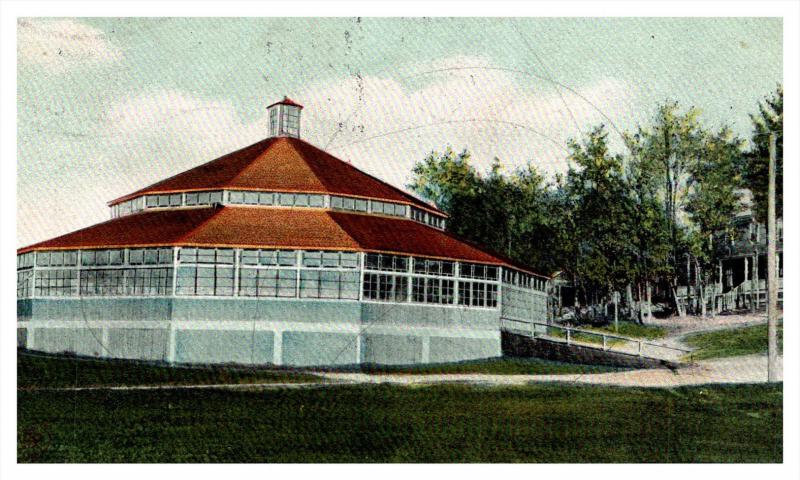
xmin=744 ymin=256 xmax=749 ymax=310
xmin=754 ymin=254 xmax=760 ymax=310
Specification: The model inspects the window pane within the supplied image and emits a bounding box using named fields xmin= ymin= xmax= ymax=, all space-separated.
xmin=129 ymin=249 xmax=144 ymax=265
xmin=229 ymin=191 xmax=244 ymax=204
xmin=295 ymin=194 xmax=309 ymax=207
xmin=244 ymin=192 xmax=259 ymax=205
xmin=277 ymin=270 xmax=297 ymax=297
xmin=197 ymin=248 xmax=216 ymax=263
xmin=355 ymin=199 xmax=368 ymax=212
xmin=331 ymin=196 xmax=343 ymax=209
xmin=302 ymin=251 xmax=322 ymax=267
xmin=278 ymin=250 xmax=297 ymax=266
xmin=198 ymin=192 xmax=210 ymax=204
xmin=81 ymin=251 xmax=95 ymax=266
xmin=215 ymin=267 xmax=234 ymax=296
xmin=109 ymin=249 xmax=124 ymax=265
xmin=341 ymin=271 xmax=360 ymax=299
xmin=300 ymin=270 xmax=320 ymax=298
xmin=241 ymin=250 xmax=259 ymax=265
xmin=48 ymin=251 xmax=63 ymax=266
xmin=146 ymin=195 xmax=158 ymax=207
xmin=341 ymin=252 xmax=358 ymax=268
xmin=176 ymin=266 xmax=197 ymax=295
xmin=322 ymin=252 xmax=339 ymax=268
xmin=159 ymin=248 xmax=173 ymax=264
xmin=216 ymin=249 xmax=235 ymax=265
xmin=342 ymin=197 xmax=355 ymax=210
xmin=185 ymin=192 xmax=199 ymax=205
xmin=279 ymin=193 xmax=295 ymax=206
xmin=36 ymin=252 xmax=50 ymax=267
xmin=309 ymin=195 xmax=324 ymax=207
xmin=144 ymin=249 xmax=159 ymax=264
xmin=170 ymin=194 xmax=182 ymax=206
xmin=259 ymin=192 xmax=274 ymax=205
xmin=64 ymin=251 xmax=77 ymax=266
xmin=259 ymin=250 xmax=278 ymax=266
xmin=209 ymin=191 xmax=223 ymax=204
xmin=319 ymin=270 xmax=340 ymax=298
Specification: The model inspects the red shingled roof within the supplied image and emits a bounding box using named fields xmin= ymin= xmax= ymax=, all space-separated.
xmin=18 ymin=206 xmax=543 ymax=276
xmin=109 ymin=136 xmax=444 ymax=216
xmin=267 ymin=96 xmax=304 ymax=109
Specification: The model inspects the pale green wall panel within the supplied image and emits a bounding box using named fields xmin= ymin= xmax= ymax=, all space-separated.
xmin=428 ymin=336 xmax=500 ymax=363
xmin=282 ymin=331 xmax=358 ymax=366
xmin=175 ymin=329 xmax=274 ymax=365
xmin=362 ymin=334 xmax=423 ymax=365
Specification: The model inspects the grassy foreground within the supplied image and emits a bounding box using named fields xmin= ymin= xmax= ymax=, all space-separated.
xmin=357 ymin=357 xmax=622 ymax=375
xmin=683 ymin=323 xmax=784 ymax=360
xmin=18 ymin=383 xmax=781 ymax=462
xmin=19 ymin=352 xmax=620 ymax=387
xmin=18 ymin=352 xmax=319 ymax=388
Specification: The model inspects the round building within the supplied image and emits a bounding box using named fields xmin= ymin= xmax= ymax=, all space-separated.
xmin=16 ymin=98 xmax=549 ymax=366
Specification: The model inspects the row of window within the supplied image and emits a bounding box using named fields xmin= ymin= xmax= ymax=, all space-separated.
xmin=362 ymin=273 xmax=498 ymax=307
xmin=503 ymin=269 xmax=548 ymax=292
xmin=24 ymin=249 xmax=509 ymax=280
xmin=32 ymin=248 xmax=174 ymax=268
xmin=111 ymin=189 xmax=447 ymax=231
xmin=30 ymin=267 xmax=174 ymax=297
xmin=110 ymin=196 xmax=145 ymax=218
xmin=363 ymin=253 xmax=499 ymax=280
xmin=20 ymin=264 xmax=501 ymax=307
xmin=411 ymin=207 xmax=446 ymax=229
xmin=229 ymin=191 xmax=325 ymax=208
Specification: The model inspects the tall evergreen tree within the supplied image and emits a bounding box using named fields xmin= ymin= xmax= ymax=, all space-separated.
xmin=745 ymin=85 xmax=783 ymax=224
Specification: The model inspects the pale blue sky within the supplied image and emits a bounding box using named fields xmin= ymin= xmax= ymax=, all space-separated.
xmin=17 ymin=17 xmax=782 ymax=246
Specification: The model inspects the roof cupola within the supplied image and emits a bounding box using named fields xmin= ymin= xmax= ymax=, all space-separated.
xmin=267 ymin=96 xmax=303 ymax=138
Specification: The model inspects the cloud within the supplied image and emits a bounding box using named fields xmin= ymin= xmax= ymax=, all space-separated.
xmin=18 ymin=18 xmax=122 ymax=72
xmin=295 ymin=56 xmax=640 ymax=184
xmin=17 ymin=56 xmax=641 ymax=246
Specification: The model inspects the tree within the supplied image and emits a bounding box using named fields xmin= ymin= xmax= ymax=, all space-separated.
xmin=564 ymin=126 xmax=637 ymax=321
xmin=408 ymin=147 xmax=561 ymax=276
xmin=684 ymin=127 xmax=746 ymax=315
xmin=745 ymin=85 xmax=783 ymax=224
xmin=625 ymin=102 xmax=706 ymax=315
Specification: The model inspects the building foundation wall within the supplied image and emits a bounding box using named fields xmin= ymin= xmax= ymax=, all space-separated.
xmin=18 ymin=298 xmax=504 ymax=366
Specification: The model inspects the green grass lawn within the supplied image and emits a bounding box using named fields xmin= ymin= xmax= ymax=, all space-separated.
xmin=588 ymin=321 xmax=669 ymax=340
xmin=683 ymin=323 xmax=784 ymax=361
xmin=18 ymin=383 xmax=782 ymax=462
xmin=356 ymin=357 xmax=623 ymax=375
xmin=17 ymin=352 xmax=319 ymax=389
xmin=19 ymin=351 xmax=621 ymax=387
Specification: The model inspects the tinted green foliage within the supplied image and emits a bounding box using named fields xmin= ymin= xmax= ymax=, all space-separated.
xmin=18 ymin=384 xmax=782 ymax=462
xmin=745 ymin=85 xmax=783 ymax=224
xmin=409 ymin=89 xmax=780 ymax=317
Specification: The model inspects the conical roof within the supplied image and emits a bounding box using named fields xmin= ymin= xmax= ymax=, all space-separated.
xmin=110 ymin=136 xmax=444 ymax=215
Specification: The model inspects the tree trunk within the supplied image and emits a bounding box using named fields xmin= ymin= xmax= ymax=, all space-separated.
xmin=626 ymin=284 xmax=636 ymax=321
xmin=613 ymin=291 xmax=619 ymax=332
xmin=645 ymin=281 xmax=653 ymax=323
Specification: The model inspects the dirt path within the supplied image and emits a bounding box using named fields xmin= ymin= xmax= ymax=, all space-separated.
xmin=646 ymin=312 xmax=768 ymax=336
xmin=315 ymin=354 xmax=781 ymax=388
xmin=25 ymin=353 xmax=779 ymax=392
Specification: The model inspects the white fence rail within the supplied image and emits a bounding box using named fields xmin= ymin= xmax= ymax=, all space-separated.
xmin=501 ymin=318 xmax=691 ymax=362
